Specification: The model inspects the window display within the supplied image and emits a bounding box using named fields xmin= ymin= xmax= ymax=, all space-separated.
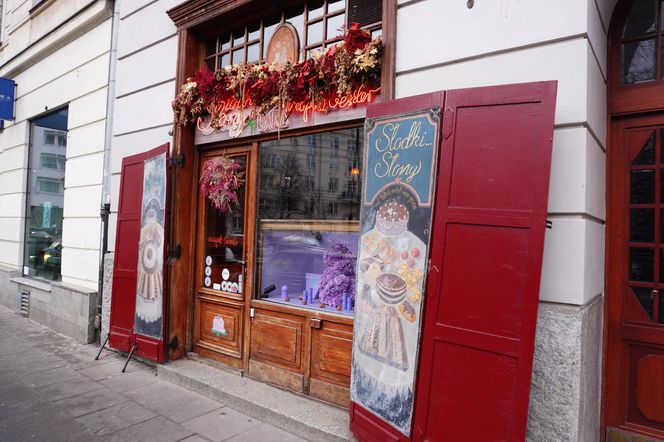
xmin=256 ymin=128 xmax=363 ymax=314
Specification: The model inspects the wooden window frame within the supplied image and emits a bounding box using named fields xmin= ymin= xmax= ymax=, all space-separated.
xmin=202 ymin=0 xmax=383 ymax=69
xmin=609 ymin=0 xmax=664 ymax=115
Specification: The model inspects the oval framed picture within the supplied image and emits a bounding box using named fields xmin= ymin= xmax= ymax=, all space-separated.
xmin=266 ymin=23 xmax=300 ymax=66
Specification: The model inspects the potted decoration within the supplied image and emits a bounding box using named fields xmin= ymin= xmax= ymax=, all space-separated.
xmin=319 ymin=242 xmax=356 ymax=309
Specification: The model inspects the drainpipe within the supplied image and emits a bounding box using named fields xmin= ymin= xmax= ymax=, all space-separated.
xmin=96 ymin=0 xmax=120 ymax=342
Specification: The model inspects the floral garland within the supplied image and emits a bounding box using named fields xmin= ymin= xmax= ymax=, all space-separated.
xmin=200 ymin=156 xmax=245 ymax=214
xmin=172 ymin=23 xmax=382 ymax=128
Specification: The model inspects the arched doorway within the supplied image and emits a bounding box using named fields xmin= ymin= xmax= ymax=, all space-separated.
xmin=606 ymin=1 xmax=664 ymax=439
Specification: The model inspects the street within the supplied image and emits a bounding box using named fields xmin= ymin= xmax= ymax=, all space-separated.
xmin=0 ymin=305 xmax=304 ymax=442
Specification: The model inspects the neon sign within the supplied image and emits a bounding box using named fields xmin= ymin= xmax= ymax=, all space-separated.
xmin=197 ymin=85 xmax=380 ymax=138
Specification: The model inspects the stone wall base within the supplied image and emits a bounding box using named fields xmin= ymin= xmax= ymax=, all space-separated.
xmin=0 ymin=265 xmax=98 ymax=343
xmin=101 ymin=251 xmax=113 ymax=340
xmin=526 ymin=295 xmax=603 ymax=442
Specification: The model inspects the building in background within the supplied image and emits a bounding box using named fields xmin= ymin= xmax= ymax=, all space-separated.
xmin=0 ymin=0 xmax=115 ymax=342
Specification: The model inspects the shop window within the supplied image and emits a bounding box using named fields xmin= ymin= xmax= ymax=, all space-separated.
xmin=24 ymin=108 xmax=68 ymax=282
xmin=256 ymin=128 xmax=363 ymax=315
xmin=204 ymin=0 xmax=382 ymax=69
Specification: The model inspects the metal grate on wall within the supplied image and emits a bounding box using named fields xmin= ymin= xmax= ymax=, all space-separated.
xmin=20 ymin=290 xmax=29 ymax=316
xmin=347 ymin=0 xmax=382 ymax=27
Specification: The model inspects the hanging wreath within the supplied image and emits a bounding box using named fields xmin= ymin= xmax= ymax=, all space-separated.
xmin=200 ymin=156 xmax=245 ymax=214
xmin=172 ymin=23 xmax=382 ymax=128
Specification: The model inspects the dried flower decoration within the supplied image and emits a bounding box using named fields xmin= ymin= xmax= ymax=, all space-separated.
xmin=172 ymin=23 xmax=382 ymax=128
xmin=200 ymin=156 xmax=245 ymax=214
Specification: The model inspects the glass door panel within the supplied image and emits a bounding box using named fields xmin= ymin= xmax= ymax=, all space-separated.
xmin=201 ymin=154 xmax=247 ymax=296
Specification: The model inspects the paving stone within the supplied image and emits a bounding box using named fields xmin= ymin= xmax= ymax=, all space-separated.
xmin=99 ymin=368 xmax=159 ymax=393
xmin=0 ymin=383 xmax=46 ymax=421
xmin=78 ymin=360 xmax=140 ymax=381
xmin=19 ymin=366 xmax=84 ymax=388
xmin=225 ymin=423 xmax=308 ymax=442
xmin=54 ymin=387 xmax=127 ymax=418
xmin=179 ymin=436 xmax=213 ymax=442
xmin=1 ymin=352 xmax=69 ymax=374
xmin=105 ymin=416 xmax=194 ymax=442
xmin=76 ymin=400 xmax=157 ymax=436
xmin=0 ymin=305 xmax=305 ymax=442
xmin=182 ymin=407 xmax=260 ymax=442
xmin=38 ymin=377 xmax=105 ymax=402
xmin=123 ymin=382 xmax=223 ymax=423
xmin=0 ymin=400 xmax=103 ymax=442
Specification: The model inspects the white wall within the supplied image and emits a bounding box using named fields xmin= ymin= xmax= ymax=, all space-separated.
xmin=0 ymin=1 xmax=112 ymax=290
xmin=395 ymin=0 xmax=609 ymax=306
xmin=107 ymin=0 xmax=179 ymax=253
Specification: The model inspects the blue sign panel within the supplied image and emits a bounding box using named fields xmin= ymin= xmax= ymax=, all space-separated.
xmin=363 ymin=109 xmax=440 ymax=207
xmin=0 ymin=78 xmax=15 ymax=121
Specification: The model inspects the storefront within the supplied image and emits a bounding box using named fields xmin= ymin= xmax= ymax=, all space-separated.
xmin=158 ymin=0 xmax=389 ymax=407
xmin=104 ymin=0 xmax=617 ymax=440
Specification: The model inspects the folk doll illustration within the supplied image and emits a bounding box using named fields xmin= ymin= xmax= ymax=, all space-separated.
xmin=211 ymin=315 xmax=227 ymax=337
xmin=357 ymin=201 xmax=424 ymax=371
xmin=136 ymin=202 xmax=164 ymax=309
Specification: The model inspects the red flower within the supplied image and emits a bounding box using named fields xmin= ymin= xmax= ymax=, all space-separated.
xmin=344 ymin=22 xmax=371 ymax=53
xmin=194 ymin=69 xmax=216 ymax=100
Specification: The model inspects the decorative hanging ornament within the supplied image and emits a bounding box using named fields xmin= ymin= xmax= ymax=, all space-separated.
xmin=199 ymin=156 xmax=245 ymax=214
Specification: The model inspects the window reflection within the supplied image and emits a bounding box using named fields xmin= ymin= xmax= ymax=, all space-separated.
xmin=24 ymin=108 xmax=68 ymax=282
xmin=258 ymin=129 xmax=362 ymax=221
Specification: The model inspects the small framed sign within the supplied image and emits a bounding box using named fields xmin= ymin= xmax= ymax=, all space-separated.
xmin=265 ymin=23 xmax=299 ymax=66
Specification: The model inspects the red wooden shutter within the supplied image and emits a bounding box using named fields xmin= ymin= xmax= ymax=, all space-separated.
xmin=411 ymin=82 xmax=557 ymax=441
xmin=109 ymin=143 xmax=169 ymax=362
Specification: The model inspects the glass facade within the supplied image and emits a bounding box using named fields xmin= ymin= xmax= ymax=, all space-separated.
xmin=256 ymin=128 xmax=363 ymax=314
xmin=23 ymin=108 xmax=68 ymax=281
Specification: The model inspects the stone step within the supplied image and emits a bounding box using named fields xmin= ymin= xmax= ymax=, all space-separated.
xmin=157 ymin=356 xmax=355 ymax=442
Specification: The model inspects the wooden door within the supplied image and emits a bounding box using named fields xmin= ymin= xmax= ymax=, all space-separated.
xmin=411 ymin=82 xmax=557 ymax=441
xmin=110 ymin=143 xmax=169 ymax=362
xmin=606 ymin=114 xmax=664 ymax=439
xmin=193 ymin=145 xmax=255 ymax=369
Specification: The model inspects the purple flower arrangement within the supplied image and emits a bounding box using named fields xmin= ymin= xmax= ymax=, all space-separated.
xmin=319 ymin=242 xmax=356 ymax=309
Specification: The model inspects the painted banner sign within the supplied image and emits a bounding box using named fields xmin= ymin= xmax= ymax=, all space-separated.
xmin=134 ymin=153 xmax=167 ymax=338
xmin=350 ymin=108 xmax=440 ymax=436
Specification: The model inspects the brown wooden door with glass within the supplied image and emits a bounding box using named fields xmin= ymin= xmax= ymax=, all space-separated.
xmin=193 ymin=146 xmax=254 ymax=369
xmin=607 ymin=115 xmax=664 ymax=439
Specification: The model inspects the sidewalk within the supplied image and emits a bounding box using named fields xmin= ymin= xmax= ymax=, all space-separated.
xmin=0 ymin=305 xmax=305 ymax=442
